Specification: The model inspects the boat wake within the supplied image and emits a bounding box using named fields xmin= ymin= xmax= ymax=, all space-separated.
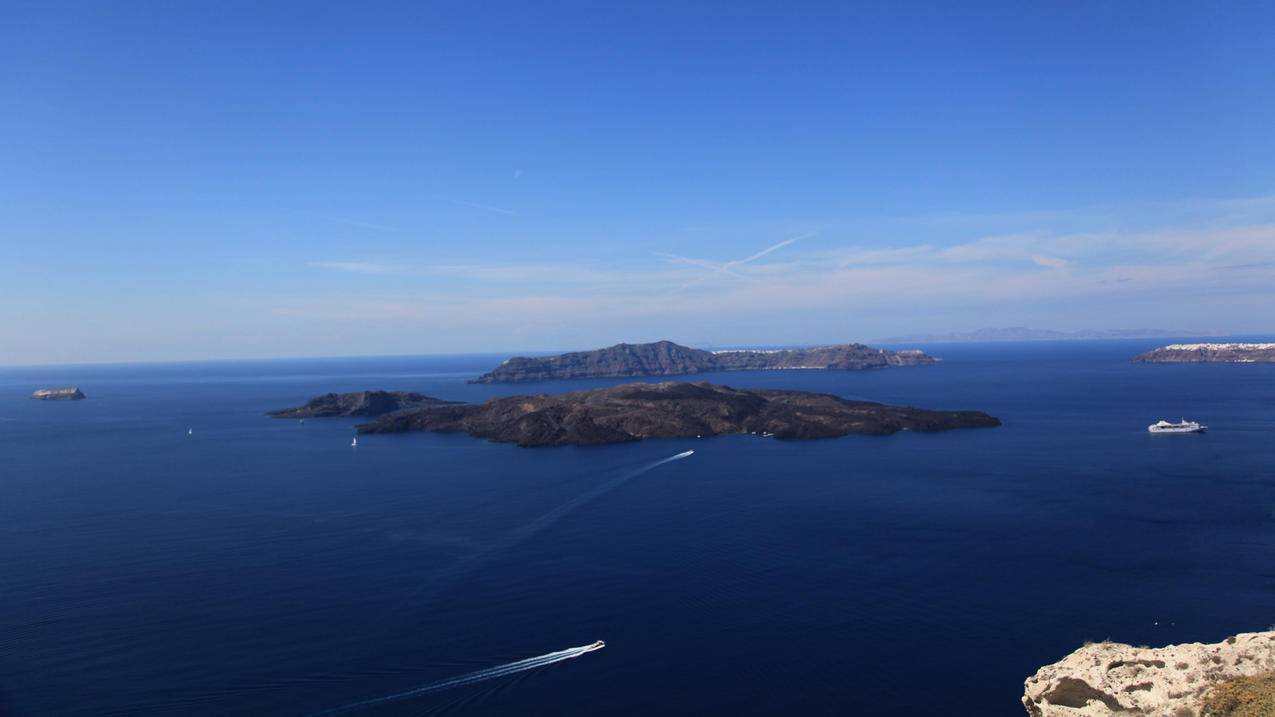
xmin=309 ymin=641 xmax=605 ymax=715
xmin=502 ymin=449 xmax=694 ymax=549
xmin=411 ymin=449 xmax=696 ymax=603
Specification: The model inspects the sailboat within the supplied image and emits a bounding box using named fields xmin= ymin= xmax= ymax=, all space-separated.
xmin=187 ymin=428 xmax=193 ymax=436
xmin=351 ymin=436 xmax=358 ymax=448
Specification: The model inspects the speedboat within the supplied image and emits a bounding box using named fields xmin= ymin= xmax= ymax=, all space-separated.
xmin=1147 ymin=419 xmax=1206 ymax=434
xmin=584 ymin=640 xmax=605 ymax=651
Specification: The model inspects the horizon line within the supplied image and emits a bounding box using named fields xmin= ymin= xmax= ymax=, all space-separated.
xmin=3 ymin=331 xmax=1270 ymax=370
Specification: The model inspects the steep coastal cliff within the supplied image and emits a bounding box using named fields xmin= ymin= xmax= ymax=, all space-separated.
xmin=31 ymin=387 xmax=86 ymax=400
xmin=357 ymin=381 xmax=998 ymax=447
xmin=471 ymin=340 xmax=936 ymax=383
xmin=1023 ymin=632 xmax=1275 ymax=716
xmin=1134 ymin=343 xmax=1275 ymax=363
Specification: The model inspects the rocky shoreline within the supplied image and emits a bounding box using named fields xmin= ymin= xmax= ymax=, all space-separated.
xmin=470 ymin=340 xmax=936 ymax=383
xmin=1023 ymin=631 xmax=1275 ymax=716
xmin=354 ymin=381 xmax=999 ymax=447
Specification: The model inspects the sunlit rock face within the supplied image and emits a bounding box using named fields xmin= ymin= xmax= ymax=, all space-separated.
xmin=1023 ymin=632 xmax=1275 ymax=716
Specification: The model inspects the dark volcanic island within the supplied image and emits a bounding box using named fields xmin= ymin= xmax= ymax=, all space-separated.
xmin=342 ymin=382 xmax=999 ymax=447
xmin=267 ymin=391 xmax=457 ymax=418
xmin=471 ymin=340 xmax=935 ymax=383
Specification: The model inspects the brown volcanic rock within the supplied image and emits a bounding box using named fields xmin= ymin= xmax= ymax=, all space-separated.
xmin=267 ymin=391 xmax=457 ymax=418
xmin=471 ymin=340 xmax=936 ymax=383
xmin=358 ymin=381 xmax=998 ymax=447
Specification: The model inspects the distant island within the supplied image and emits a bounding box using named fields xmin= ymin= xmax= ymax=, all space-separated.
xmin=876 ymin=327 xmax=1225 ymax=343
xmin=31 ymin=387 xmax=86 ymax=400
xmin=470 ymin=340 xmax=935 ymax=383
xmin=1133 ymin=342 xmax=1275 ymax=364
xmin=348 ymin=381 xmax=999 ymax=447
xmin=267 ymin=391 xmax=457 ymax=418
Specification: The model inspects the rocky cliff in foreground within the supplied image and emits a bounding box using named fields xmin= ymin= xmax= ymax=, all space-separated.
xmin=357 ymin=381 xmax=998 ymax=447
xmin=1134 ymin=343 xmax=1275 ymax=363
xmin=268 ymin=391 xmax=456 ymax=418
xmin=31 ymin=387 xmax=86 ymax=400
xmin=1023 ymin=632 xmax=1275 ymax=716
xmin=471 ymin=340 xmax=936 ymax=383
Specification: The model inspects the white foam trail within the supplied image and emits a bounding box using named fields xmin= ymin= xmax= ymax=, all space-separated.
xmin=416 ymin=449 xmax=698 ymax=599
xmin=502 ymin=449 xmax=694 ymax=548
xmin=310 ymin=642 xmax=604 ymax=715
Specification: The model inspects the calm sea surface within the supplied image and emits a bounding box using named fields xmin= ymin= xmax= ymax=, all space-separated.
xmin=2 ymin=340 xmax=1274 ymax=715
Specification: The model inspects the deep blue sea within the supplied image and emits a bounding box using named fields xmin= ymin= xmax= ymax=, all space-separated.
xmin=2 ymin=339 xmax=1275 ymax=716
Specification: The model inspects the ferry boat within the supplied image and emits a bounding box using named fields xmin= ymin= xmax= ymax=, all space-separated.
xmin=1147 ymin=419 xmax=1206 ymax=434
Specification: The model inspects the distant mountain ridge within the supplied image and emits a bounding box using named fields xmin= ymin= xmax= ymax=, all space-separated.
xmin=876 ymin=327 xmax=1226 ymax=344
xmin=470 ymin=340 xmax=935 ymax=383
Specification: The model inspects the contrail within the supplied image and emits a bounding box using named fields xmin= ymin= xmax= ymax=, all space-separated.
xmin=663 ymin=232 xmax=812 ymax=290
xmin=309 ymin=641 xmax=606 ymax=715
xmin=726 ymin=234 xmax=810 ymax=268
xmin=431 ymin=196 xmax=517 ymax=216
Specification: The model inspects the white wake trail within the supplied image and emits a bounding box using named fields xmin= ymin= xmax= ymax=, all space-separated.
xmin=310 ymin=642 xmax=605 ymax=715
xmin=413 ymin=449 xmax=696 ymax=603
xmin=503 ymin=449 xmax=694 ymax=548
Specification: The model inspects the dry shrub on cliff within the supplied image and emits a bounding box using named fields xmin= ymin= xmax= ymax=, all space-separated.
xmin=1201 ymin=671 xmax=1275 ymax=716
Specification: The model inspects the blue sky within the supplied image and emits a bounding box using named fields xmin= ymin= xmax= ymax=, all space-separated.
xmin=3 ymin=1 xmax=1274 ymax=364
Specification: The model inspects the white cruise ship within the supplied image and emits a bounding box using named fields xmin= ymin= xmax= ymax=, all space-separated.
xmin=1147 ymin=419 xmax=1206 ymax=434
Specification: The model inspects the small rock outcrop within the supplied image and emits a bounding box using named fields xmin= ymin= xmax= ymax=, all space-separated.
xmin=1134 ymin=343 xmax=1275 ymax=363
xmin=31 ymin=387 xmax=86 ymax=400
xmin=267 ymin=391 xmax=456 ymax=418
xmin=358 ymin=381 xmax=999 ymax=447
xmin=471 ymin=340 xmax=936 ymax=383
xmin=1023 ymin=632 xmax=1275 ymax=716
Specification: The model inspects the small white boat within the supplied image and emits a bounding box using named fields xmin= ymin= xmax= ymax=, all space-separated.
xmin=1148 ymin=419 xmax=1206 ymax=434
xmin=187 ymin=428 xmax=193 ymax=436
xmin=351 ymin=437 xmax=358 ymax=447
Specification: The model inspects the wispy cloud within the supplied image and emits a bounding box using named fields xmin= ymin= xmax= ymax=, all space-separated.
xmin=1031 ymin=255 xmax=1070 ymax=270
xmin=431 ymin=196 xmax=517 ymax=216
xmin=283 ymin=221 xmax=1275 ymax=337
xmin=295 ymin=212 xmax=401 ymax=232
xmin=307 ymin=261 xmax=402 ymax=274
